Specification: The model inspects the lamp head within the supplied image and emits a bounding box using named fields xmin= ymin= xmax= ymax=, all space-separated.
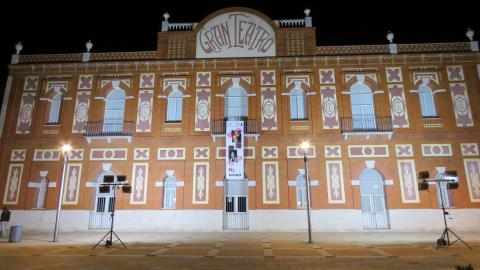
xmin=61 ymin=144 xmax=72 ymax=155
xmin=300 ymin=141 xmax=310 ymax=151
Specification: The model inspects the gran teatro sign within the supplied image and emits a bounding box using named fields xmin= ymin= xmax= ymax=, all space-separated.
xmin=196 ymin=12 xmax=276 ymax=58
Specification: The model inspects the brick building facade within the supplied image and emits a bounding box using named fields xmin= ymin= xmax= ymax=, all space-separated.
xmin=1 ymin=7 xmax=480 ymax=232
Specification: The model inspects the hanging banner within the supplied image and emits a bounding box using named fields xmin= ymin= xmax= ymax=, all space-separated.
xmin=226 ymin=121 xmax=244 ymax=179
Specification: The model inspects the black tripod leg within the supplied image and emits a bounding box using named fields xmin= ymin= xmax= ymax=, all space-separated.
xmin=112 ymin=231 xmax=127 ymax=248
xmin=92 ymin=231 xmax=111 ymax=250
xmin=447 ymin=229 xmax=472 ymax=249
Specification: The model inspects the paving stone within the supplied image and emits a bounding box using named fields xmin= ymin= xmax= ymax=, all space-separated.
xmin=217 ymin=248 xmax=264 ymax=256
xmin=161 ymin=247 xmax=211 ymax=256
xmin=272 ymin=248 xmax=321 ymax=256
xmin=326 ymin=248 xmax=387 ymax=257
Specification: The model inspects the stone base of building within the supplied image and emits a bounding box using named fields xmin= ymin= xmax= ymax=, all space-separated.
xmin=9 ymin=209 xmax=480 ymax=232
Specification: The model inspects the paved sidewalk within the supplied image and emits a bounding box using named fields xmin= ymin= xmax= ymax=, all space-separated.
xmin=0 ymin=231 xmax=479 ymax=270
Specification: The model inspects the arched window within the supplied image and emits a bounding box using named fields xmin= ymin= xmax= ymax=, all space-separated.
xmin=418 ymin=86 xmax=437 ymax=117
xmin=103 ymin=89 xmax=126 ymax=132
xmin=166 ymin=90 xmax=183 ymax=122
xmin=48 ymin=93 xmax=62 ymax=124
xmin=163 ymin=175 xmax=177 ymax=209
xmin=295 ymin=173 xmax=307 ymax=208
xmin=225 ymin=87 xmax=248 ymax=119
xmin=350 ymin=84 xmax=376 ymax=129
xmin=290 ymin=88 xmax=307 ymax=120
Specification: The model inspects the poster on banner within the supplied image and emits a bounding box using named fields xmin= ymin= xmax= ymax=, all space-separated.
xmin=226 ymin=121 xmax=244 ymax=179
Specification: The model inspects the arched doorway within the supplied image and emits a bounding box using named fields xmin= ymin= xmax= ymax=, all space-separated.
xmin=88 ymin=171 xmax=118 ymax=230
xmin=359 ymin=168 xmax=390 ymax=229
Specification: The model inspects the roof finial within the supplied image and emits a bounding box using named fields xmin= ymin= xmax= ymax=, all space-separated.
xmin=163 ymin=12 xmax=170 ymax=21
xmin=304 ymin=7 xmax=311 ymax=17
xmin=86 ymin=40 xmax=93 ymax=52
xmin=15 ymin=42 xmax=23 ymax=55
xmin=386 ymin=31 xmax=394 ymax=44
xmin=466 ymin=28 xmax=474 ymax=41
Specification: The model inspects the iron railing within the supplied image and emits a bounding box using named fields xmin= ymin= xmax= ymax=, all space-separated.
xmin=84 ymin=119 xmax=133 ymax=137
xmin=211 ymin=119 xmax=259 ymax=135
xmin=341 ymin=116 xmax=393 ymax=133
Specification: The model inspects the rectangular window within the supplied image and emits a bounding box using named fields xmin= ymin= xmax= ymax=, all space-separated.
xmin=96 ymin=197 xmax=106 ymax=213
xmin=296 ymin=176 xmax=307 ymax=208
xmin=290 ymin=94 xmax=307 ymax=120
xmin=166 ymin=97 xmax=182 ymax=122
xmin=237 ymin=197 xmax=247 ymax=212
xmin=163 ymin=177 xmax=177 ymax=209
xmin=48 ymin=95 xmax=62 ymax=124
xmin=420 ymin=93 xmax=437 ymax=117
xmin=225 ymin=196 xmax=234 ymax=212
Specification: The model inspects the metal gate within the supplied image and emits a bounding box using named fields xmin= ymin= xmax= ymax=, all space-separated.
xmin=224 ymin=179 xmax=248 ymax=230
xmin=359 ymin=169 xmax=390 ymax=229
xmin=88 ymin=173 xmax=116 ymax=230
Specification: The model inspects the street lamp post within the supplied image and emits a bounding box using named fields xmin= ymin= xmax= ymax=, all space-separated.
xmin=53 ymin=144 xmax=72 ymax=242
xmin=300 ymin=142 xmax=313 ymax=243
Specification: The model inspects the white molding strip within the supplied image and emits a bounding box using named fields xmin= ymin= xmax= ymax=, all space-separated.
xmin=0 ymin=76 xmax=13 ymax=137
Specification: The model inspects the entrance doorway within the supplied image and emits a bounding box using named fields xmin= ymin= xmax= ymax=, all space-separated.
xmin=359 ymin=168 xmax=390 ymax=229
xmin=223 ymin=179 xmax=248 ymax=230
xmin=89 ymin=172 xmax=117 ymax=230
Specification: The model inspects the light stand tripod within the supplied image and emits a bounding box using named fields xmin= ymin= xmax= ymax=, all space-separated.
xmin=435 ymin=180 xmax=471 ymax=249
xmin=92 ymin=181 xmax=130 ymax=249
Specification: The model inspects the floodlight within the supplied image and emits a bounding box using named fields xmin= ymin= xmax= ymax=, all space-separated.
xmin=103 ymin=175 xmax=114 ymax=183
xmin=444 ymin=171 xmax=458 ymax=182
xmin=418 ymin=171 xmax=429 ymax=179
xmin=122 ymin=185 xmax=131 ymax=193
xmin=447 ymin=182 xmax=459 ymax=189
xmin=99 ymin=186 xmax=110 ymax=193
xmin=418 ymin=180 xmax=429 ymax=191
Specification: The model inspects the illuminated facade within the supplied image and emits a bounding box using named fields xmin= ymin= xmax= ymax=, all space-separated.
xmin=1 ymin=7 xmax=480 ymax=232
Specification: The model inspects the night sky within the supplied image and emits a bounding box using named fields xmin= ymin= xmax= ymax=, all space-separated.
xmin=0 ymin=0 xmax=478 ymax=84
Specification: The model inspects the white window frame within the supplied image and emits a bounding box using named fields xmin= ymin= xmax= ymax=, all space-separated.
xmin=418 ymin=86 xmax=437 ymax=118
xmin=48 ymin=93 xmax=62 ymax=124
xmin=225 ymin=86 xmax=248 ymax=120
xmin=163 ymin=175 xmax=177 ymax=209
xmin=166 ymin=90 xmax=183 ymax=122
xmin=290 ymin=88 xmax=307 ymax=120
xmin=103 ymin=89 xmax=126 ymax=132
xmin=296 ymin=174 xmax=307 ymax=209
xmin=350 ymin=83 xmax=376 ymax=129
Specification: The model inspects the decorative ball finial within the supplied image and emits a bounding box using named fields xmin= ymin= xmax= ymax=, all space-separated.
xmin=466 ymin=28 xmax=474 ymax=41
xmin=304 ymin=7 xmax=311 ymax=17
xmin=15 ymin=42 xmax=23 ymax=55
xmin=386 ymin=31 xmax=394 ymax=43
xmin=86 ymin=40 xmax=93 ymax=52
xmin=163 ymin=12 xmax=170 ymax=21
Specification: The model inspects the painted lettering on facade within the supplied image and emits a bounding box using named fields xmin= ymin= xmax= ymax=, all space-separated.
xmin=196 ymin=12 xmax=276 ymax=58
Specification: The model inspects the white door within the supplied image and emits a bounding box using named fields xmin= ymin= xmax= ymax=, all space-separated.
xmin=89 ymin=173 xmax=116 ymax=230
xmin=359 ymin=169 xmax=390 ymax=229
xmin=224 ymin=179 xmax=248 ymax=230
